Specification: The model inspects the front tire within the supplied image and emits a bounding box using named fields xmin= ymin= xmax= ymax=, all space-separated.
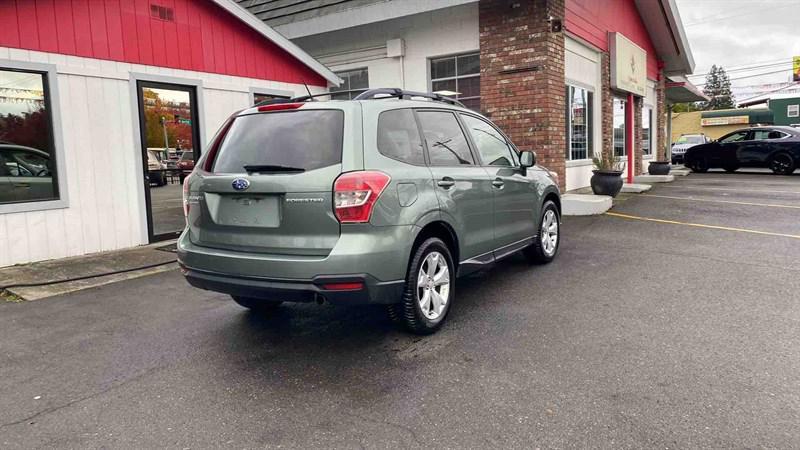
xmin=770 ymin=152 xmax=795 ymax=175
xmin=690 ymin=158 xmax=709 ymax=173
xmin=389 ymin=237 xmax=454 ymax=335
xmin=523 ymin=200 xmax=560 ymax=264
xmin=231 ymin=296 xmax=283 ymax=313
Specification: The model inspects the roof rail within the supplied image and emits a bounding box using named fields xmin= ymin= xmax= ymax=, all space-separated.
xmin=353 ymin=88 xmax=466 ymax=107
xmin=253 ymin=88 xmax=466 ymax=108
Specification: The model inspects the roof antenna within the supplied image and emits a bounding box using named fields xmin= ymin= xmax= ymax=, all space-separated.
xmin=303 ymin=82 xmax=315 ymax=101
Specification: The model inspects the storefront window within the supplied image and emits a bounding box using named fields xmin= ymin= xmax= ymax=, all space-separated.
xmin=0 ymin=68 xmax=58 ymax=205
xmin=642 ymin=106 xmax=652 ymax=156
xmin=330 ymin=68 xmax=369 ymax=100
xmin=566 ymin=85 xmax=593 ymax=160
xmin=431 ymin=53 xmax=480 ymax=111
xmin=613 ymin=98 xmax=626 ymax=157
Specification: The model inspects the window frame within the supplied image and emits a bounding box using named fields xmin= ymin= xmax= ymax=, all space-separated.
xmin=428 ymin=52 xmax=481 ymax=111
xmin=413 ymin=108 xmax=479 ymax=167
xmin=458 ymin=112 xmax=520 ymax=167
xmin=0 ymin=60 xmax=69 ymax=214
xmin=565 ymin=84 xmax=594 ymax=161
xmin=330 ymin=68 xmax=369 ymax=100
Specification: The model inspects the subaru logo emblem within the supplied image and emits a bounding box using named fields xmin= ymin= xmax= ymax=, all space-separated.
xmin=232 ymin=178 xmax=250 ymax=191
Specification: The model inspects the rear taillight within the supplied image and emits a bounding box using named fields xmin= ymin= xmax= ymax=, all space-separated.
xmin=182 ymin=175 xmax=191 ymax=219
xmin=333 ymin=171 xmax=391 ymax=223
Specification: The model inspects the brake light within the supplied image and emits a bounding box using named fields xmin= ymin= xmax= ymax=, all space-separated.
xmin=182 ymin=175 xmax=191 ymax=219
xmin=333 ymin=171 xmax=391 ymax=223
xmin=321 ymin=282 xmax=364 ymax=291
xmin=257 ymin=102 xmax=303 ymax=112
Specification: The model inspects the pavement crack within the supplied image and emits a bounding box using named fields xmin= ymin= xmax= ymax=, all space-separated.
xmin=0 ymin=365 xmax=162 ymax=429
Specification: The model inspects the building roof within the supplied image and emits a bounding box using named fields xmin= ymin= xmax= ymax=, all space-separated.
xmin=737 ymin=85 xmax=800 ymax=107
xmin=634 ymin=0 xmax=695 ymax=76
xmin=701 ymin=108 xmax=774 ymax=124
xmin=665 ymin=75 xmax=708 ymax=103
xmin=216 ymin=0 xmax=341 ymax=85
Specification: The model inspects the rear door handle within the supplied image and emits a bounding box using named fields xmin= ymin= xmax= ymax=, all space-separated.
xmin=437 ymin=177 xmax=455 ymax=188
xmin=492 ymin=178 xmax=505 ymax=188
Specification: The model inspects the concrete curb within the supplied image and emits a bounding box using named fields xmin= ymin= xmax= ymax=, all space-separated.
xmin=634 ymin=174 xmax=675 ymax=183
xmin=562 ymin=194 xmax=612 ymax=216
xmin=622 ymin=183 xmax=652 ymax=193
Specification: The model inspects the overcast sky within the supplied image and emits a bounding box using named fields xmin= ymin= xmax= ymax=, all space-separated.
xmin=675 ymin=0 xmax=799 ymax=88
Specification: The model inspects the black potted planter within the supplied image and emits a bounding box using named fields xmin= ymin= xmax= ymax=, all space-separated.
xmin=590 ymin=170 xmax=624 ymax=197
xmin=648 ymin=161 xmax=671 ymax=175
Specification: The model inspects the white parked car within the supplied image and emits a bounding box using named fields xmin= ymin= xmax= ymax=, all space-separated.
xmin=671 ymin=134 xmax=710 ymax=164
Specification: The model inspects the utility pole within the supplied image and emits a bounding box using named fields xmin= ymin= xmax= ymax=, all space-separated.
xmin=160 ymin=116 xmax=169 ymax=152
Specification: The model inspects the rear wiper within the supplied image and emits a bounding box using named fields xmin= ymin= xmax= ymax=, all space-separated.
xmin=243 ymin=164 xmax=305 ymax=173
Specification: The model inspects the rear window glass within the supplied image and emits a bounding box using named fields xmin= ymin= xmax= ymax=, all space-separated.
xmin=212 ymin=110 xmax=344 ymax=173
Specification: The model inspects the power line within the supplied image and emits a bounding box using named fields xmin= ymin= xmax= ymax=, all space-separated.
xmin=684 ymin=3 xmax=794 ymax=27
xmin=696 ymin=68 xmax=794 ymax=86
xmin=688 ymin=61 xmax=793 ymax=78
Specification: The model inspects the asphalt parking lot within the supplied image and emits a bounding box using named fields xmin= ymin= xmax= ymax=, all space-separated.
xmin=1 ymin=169 xmax=799 ymax=448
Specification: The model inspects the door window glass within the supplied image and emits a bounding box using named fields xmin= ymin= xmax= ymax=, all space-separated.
xmin=377 ymin=109 xmax=425 ymax=165
xmin=461 ymin=114 xmax=515 ymax=166
xmin=417 ymin=111 xmax=474 ymax=166
xmin=642 ymin=107 xmax=652 ymax=155
xmin=0 ymin=68 xmax=58 ymax=204
xmin=566 ymin=86 xmax=593 ymax=160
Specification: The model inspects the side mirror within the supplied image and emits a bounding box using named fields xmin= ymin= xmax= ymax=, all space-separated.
xmin=520 ymin=151 xmax=535 ymax=168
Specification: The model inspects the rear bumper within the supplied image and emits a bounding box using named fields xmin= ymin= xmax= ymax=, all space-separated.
xmin=181 ymin=266 xmax=404 ymax=305
xmin=177 ymin=224 xmax=417 ymax=304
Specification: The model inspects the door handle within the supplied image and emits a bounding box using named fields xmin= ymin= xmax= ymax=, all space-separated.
xmin=492 ymin=178 xmax=505 ymax=188
xmin=437 ymin=177 xmax=455 ymax=188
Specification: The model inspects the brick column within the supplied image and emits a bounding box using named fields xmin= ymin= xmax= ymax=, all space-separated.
xmin=600 ymin=53 xmax=613 ymax=158
xmin=479 ymin=0 xmax=566 ymax=190
xmin=655 ymin=72 xmax=667 ymax=160
xmin=633 ymin=96 xmax=643 ymax=174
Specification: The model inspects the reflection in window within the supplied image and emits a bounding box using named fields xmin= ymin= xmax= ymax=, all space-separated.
xmin=566 ymin=86 xmax=593 ymax=160
xmin=330 ymin=68 xmax=369 ymax=100
xmin=613 ymin=98 xmax=626 ymax=157
xmin=461 ymin=114 xmax=515 ymax=166
xmin=253 ymin=92 xmax=289 ymax=105
xmin=642 ymin=106 xmax=652 ymax=156
xmin=417 ymin=111 xmax=474 ymax=166
xmin=0 ymin=68 xmax=58 ymax=205
xmin=377 ymin=109 xmax=425 ymax=165
xmin=431 ymin=53 xmax=480 ymax=111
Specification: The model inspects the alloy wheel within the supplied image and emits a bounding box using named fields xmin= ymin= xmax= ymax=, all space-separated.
xmin=541 ymin=209 xmax=559 ymax=257
xmin=417 ymin=251 xmax=450 ymax=320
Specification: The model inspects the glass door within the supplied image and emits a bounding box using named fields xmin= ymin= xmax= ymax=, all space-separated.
xmin=136 ymin=81 xmax=200 ymax=242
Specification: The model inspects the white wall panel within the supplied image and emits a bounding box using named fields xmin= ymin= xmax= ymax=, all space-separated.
xmin=0 ymin=47 xmax=318 ymax=267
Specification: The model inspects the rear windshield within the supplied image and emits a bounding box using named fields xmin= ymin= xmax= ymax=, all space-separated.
xmin=212 ymin=110 xmax=344 ymax=173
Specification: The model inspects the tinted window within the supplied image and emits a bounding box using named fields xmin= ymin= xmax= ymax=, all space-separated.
xmin=0 ymin=68 xmax=58 ymax=204
xmin=417 ymin=111 xmax=474 ymax=166
xmin=720 ymin=131 xmax=748 ymax=143
xmin=377 ymin=109 xmax=425 ymax=165
xmin=461 ymin=114 xmax=515 ymax=166
xmin=212 ymin=110 xmax=344 ymax=173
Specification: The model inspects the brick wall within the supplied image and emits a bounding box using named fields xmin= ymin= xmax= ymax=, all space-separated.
xmin=479 ymin=0 xmax=567 ymax=189
xmin=634 ymin=96 xmax=643 ymax=174
xmin=600 ymin=52 xmax=613 ymax=159
xmin=655 ymin=74 xmax=667 ymax=160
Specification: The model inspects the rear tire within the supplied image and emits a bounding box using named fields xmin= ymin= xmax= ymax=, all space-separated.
xmin=691 ymin=158 xmax=709 ymax=173
xmin=770 ymin=152 xmax=796 ymax=175
xmin=523 ymin=200 xmax=560 ymax=264
xmin=388 ymin=237 xmax=454 ymax=335
xmin=231 ymin=296 xmax=283 ymax=313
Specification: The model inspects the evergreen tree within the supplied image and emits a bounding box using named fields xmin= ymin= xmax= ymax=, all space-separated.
xmin=701 ymin=65 xmax=735 ymax=110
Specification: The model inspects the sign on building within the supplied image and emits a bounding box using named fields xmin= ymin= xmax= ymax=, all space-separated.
xmin=700 ymin=115 xmax=749 ymax=126
xmin=609 ymin=32 xmax=647 ymax=97
xmin=794 ymin=56 xmax=800 ymax=82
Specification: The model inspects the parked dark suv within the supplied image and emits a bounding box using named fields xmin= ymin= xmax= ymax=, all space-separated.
xmin=177 ymin=89 xmax=561 ymax=334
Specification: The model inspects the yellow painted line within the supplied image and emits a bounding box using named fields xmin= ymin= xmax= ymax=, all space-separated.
xmin=640 ymin=193 xmax=800 ymax=209
xmin=660 ymin=185 xmax=800 ymax=195
xmin=604 ymin=212 xmax=800 ymax=240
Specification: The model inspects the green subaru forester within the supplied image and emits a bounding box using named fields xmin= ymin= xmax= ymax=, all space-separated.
xmin=178 ymin=89 xmax=561 ymax=334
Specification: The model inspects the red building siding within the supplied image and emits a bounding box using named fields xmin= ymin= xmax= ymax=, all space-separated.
xmin=0 ymin=0 xmax=327 ymax=86
xmin=565 ymin=0 xmax=659 ymax=80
